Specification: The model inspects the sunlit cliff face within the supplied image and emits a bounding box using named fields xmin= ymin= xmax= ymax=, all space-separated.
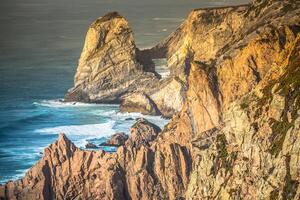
xmin=2 ymin=0 xmax=300 ymax=200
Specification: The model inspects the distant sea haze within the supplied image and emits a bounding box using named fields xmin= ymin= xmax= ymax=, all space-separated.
xmin=0 ymin=0 xmax=249 ymax=183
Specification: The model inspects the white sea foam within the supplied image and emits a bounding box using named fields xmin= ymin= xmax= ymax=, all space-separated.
xmin=159 ymin=71 xmax=170 ymax=78
xmin=35 ymin=121 xmax=115 ymax=137
xmin=143 ymin=33 xmax=158 ymax=36
xmin=0 ymin=170 xmax=27 ymax=184
xmin=33 ymin=99 xmax=118 ymax=108
xmin=93 ymin=110 xmax=169 ymax=129
xmin=35 ymin=121 xmax=116 ymax=148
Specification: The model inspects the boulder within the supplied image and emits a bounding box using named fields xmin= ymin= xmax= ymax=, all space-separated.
xmin=120 ymin=93 xmax=160 ymax=115
xmin=100 ymin=132 xmax=129 ymax=146
xmin=125 ymin=118 xmax=161 ymax=147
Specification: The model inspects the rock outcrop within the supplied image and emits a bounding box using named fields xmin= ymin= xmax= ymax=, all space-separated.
xmin=101 ymin=132 xmax=129 ymax=146
xmin=2 ymin=0 xmax=300 ymax=199
xmin=120 ymin=93 xmax=161 ymax=116
xmin=85 ymin=142 xmax=98 ymax=148
xmin=0 ymin=134 xmax=127 ymax=200
xmin=64 ymin=12 xmax=185 ymax=117
xmin=0 ymin=119 xmax=162 ymax=200
xmin=120 ymin=78 xmax=186 ymax=117
xmin=64 ymin=12 xmax=159 ymax=103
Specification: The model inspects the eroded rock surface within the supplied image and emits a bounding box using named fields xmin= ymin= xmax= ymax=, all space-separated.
xmin=0 ymin=134 xmax=127 ymax=200
xmin=101 ymin=132 xmax=129 ymax=146
xmin=64 ymin=12 xmax=159 ymax=103
xmin=2 ymin=0 xmax=300 ymax=199
xmin=64 ymin=12 xmax=184 ymax=117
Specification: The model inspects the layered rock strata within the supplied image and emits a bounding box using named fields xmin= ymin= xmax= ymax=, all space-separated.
xmin=64 ymin=12 xmax=185 ymax=117
xmin=1 ymin=0 xmax=300 ymax=199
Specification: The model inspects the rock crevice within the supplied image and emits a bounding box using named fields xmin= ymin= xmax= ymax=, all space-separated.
xmin=2 ymin=0 xmax=300 ymax=199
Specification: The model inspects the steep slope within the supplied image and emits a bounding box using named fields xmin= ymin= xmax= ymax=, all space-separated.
xmin=0 ymin=134 xmax=127 ymax=200
xmin=1 ymin=0 xmax=300 ymax=199
xmin=64 ymin=12 xmax=185 ymax=117
xmin=187 ymin=31 xmax=300 ymax=200
xmin=64 ymin=12 xmax=159 ymax=103
xmin=0 ymin=119 xmax=161 ymax=200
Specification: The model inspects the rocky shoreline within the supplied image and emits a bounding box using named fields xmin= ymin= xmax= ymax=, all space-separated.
xmin=1 ymin=0 xmax=300 ymax=199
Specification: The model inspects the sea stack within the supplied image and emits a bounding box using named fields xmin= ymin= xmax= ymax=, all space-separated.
xmin=64 ymin=12 xmax=186 ymax=117
xmin=64 ymin=12 xmax=158 ymax=103
xmin=2 ymin=0 xmax=300 ymax=199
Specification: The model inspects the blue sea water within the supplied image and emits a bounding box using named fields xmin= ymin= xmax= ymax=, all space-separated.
xmin=0 ymin=0 xmax=249 ymax=183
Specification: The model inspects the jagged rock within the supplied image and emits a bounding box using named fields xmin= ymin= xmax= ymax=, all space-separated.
xmin=64 ymin=12 xmax=159 ymax=103
xmin=147 ymin=78 xmax=186 ymax=118
xmin=100 ymin=132 xmax=129 ymax=146
xmin=187 ymin=36 xmax=300 ymax=199
xmin=150 ymin=4 xmax=249 ymax=81
xmin=0 ymin=133 xmax=127 ymax=200
xmin=125 ymin=118 xmax=161 ymax=148
xmin=64 ymin=12 xmax=184 ymax=117
xmin=2 ymin=1 xmax=300 ymax=200
xmin=120 ymin=77 xmax=186 ymax=118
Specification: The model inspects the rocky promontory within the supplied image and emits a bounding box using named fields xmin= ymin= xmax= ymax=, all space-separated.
xmin=64 ymin=12 xmax=185 ymax=117
xmin=2 ymin=0 xmax=300 ymax=199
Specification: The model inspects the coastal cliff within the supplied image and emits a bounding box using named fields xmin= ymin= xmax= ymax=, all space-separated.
xmin=64 ymin=12 xmax=185 ymax=117
xmin=64 ymin=12 xmax=158 ymax=103
xmin=1 ymin=0 xmax=300 ymax=199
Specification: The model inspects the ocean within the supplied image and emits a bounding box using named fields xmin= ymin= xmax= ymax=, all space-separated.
xmin=0 ymin=0 xmax=249 ymax=184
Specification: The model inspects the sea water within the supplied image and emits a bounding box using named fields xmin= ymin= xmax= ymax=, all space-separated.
xmin=0 ymin=0 xmax=249 ymax=184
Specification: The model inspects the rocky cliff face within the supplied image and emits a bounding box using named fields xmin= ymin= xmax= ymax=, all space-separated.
xmin=2 ymin=0 xmax=300 ymax=199
xmin=64 ymin=12 xmax=159 ymax=103
xmin=64 ymin=12 xmax=185 ymax=117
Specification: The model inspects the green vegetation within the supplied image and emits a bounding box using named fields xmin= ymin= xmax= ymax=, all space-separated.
xmin=269 ymin=41 xmax=300 ymax=156
xmin=269 ymin=118 xmax=293 ymax=156
xmin=216 ymin=134 xmax=228 ymax=161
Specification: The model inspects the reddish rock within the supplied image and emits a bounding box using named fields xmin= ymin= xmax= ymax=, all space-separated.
xmin=100 ymin=132 xmax=129 ymax=147
xmin=2 ymin=1 xmax=300 ymax=200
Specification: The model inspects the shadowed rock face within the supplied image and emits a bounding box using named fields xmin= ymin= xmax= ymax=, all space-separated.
xmin=2 ymin=0 xmax=300 ymax=199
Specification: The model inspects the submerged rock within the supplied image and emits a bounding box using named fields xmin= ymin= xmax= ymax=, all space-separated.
xmin=85 ymin=142 xmax=98 ymax=148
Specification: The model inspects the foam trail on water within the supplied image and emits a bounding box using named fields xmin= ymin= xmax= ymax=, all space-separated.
xmin=33 ymin=99 xmax=118 ymax=108
xmin=35 ymin=121 xmax=116 ymax=147
xmin=97 ymin=110 xmax=169 ymax=129
xmin=36 ymin=121 xmax=115 ymax=136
